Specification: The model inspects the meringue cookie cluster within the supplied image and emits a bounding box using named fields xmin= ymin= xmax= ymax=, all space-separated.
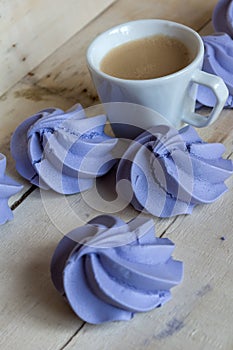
xmin=51 ymin=215 xmax=183 ymax=324
xmin=11 ymin=105 xmax=232 ymax=218
xmin=116 ymin=125 xmax=233 ymax=217
xmin=11 ymin=104 xmax=117 ymax=194
xmin=0 ymin=153 xmax=23 ymax=225
xmin=197 ymin=0 xmax=233 ymax=107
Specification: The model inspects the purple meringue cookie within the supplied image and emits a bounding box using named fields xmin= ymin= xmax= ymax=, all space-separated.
xmin=0 ymin=154 xmax=23 ymax=225
xmin=213 ymin=0 xmax=233 ymax=37
xmin=51 ymin=215 xmax=183 ymax=324
xmin=10 ymin=104 xmax=118 ymax=194
xmin=197 ymin=33 xmax=233 ymax=108
xmin=116 ymin=125 xmax=233 ymax=217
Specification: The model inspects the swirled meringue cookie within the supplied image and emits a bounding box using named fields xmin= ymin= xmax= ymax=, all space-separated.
xmin=213 ymin=0 xmax=233 ymax=37
xmin=116 ymin=125 xmax=233 ymax=217
xmin=197 ymin=33 xmax=233 ymax=108
xmin=11 ymin=104 xmax=117 ymax=194
xmin=0 ymin=154 xmax=23 ymax=225
xmin=51 ymin=215 xmax=183 ymax=324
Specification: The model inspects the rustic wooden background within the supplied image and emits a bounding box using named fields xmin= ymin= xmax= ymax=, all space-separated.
xmin=1 ymin=1 xmax=233 ymax=349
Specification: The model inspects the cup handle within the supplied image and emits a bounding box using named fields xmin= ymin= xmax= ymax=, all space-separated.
xmin=182 ymin=70 xmax=229 ymax=128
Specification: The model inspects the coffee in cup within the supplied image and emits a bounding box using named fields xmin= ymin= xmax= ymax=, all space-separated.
xmin=100 ymin=34 xmax=191 ymax=80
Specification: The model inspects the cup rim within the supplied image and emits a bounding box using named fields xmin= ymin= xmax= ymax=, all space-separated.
xmin=86 ymin=19 xmax=204 ymax=84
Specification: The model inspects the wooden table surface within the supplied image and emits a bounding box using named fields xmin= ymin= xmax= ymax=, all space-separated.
xmin=1 ymin=1 xmax=233 ymax=349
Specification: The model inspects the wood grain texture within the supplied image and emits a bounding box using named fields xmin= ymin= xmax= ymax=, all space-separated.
xmin=1 ymin=0 xmax=233 ymax=349
xmin=0 ymin=0 xmax=116 ymax=96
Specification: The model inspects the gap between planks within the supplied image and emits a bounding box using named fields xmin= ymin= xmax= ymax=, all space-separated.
xmin=11 ymin=185 xmax=37 ymax=211
xmin=197 ymin=19 xmax=212 ymax=32
xmin=59 ymin=323 xmax=86 ymax=350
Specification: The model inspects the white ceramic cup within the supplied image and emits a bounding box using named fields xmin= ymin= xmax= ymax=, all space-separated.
xmin=87 ymin=19 xmax=228 ymax=136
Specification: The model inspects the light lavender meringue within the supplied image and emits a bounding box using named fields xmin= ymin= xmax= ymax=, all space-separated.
xmin=213 ymin=0 xmax=233 ymax=37
xmin=51 ymin=215 xmax=183 ymax=324
xmin=116 ymin=125 xmax=233 ymax=217
xmin=0 ymin=153 xmax=23 ymax=225
xmin=11 ymin=104 xmax=118 ymax=194
xmin=197 ymin=33 xmax=233 ymax=108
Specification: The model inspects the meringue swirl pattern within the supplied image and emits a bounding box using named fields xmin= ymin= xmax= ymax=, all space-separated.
xmin=0 ymin=153 xmax=23 ymax=225
xmin=11 ymin=104 xmax=117 ymax=194
xmin=197 ymin=33 xmax=233 ymax=108
xmin=213 ymin=0 xmax=233 ymax=37
xmin=116 ymin=125 xmax=233 ymax=217
xmin=50 ymin=215 xmax=183 ymax=324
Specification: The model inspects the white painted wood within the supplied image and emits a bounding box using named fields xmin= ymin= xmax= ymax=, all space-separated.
xmin=0 ymin=0 xmax=116 ymax=96
xmin=1 ymin=0 xmax=233 ymax=349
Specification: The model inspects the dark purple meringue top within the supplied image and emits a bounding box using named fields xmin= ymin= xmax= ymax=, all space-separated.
xmin=51 ymin=215 xmax=183 ymax=324
xmin=213 ymin=0 xmax=233 ymax=37
xmin=197 ymin=33 xmax=233 ymax=108
xmin=116 ymin=125 xmax=233 ymax=217
xmin=11 ymin=104 xmax=118 ymax=194
xmin=0 ymin=153 xmax=23 ymax=225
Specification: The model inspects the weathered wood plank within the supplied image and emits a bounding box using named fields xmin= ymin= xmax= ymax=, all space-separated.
xmin=0 ymin=0 xmax=116 ymax=96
